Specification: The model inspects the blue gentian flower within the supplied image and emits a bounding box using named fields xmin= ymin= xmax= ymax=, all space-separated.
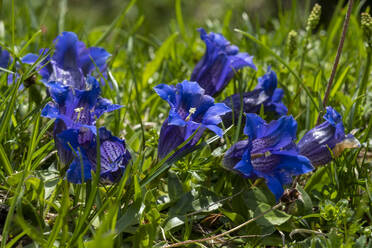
xmin=58 ymin=127 xmax=131 ymax=183
xmin=191 ymin=28 xmax=256 ymax=96
xmin=41 ymin=76 xmax=122 ymax=165
xmin=154 ymin=80 xmax=231 ymax=159
xmin=223 ymin=114 xmax=314 ymax=200
xmin=0 ymin=46 xmax=10 ymax=69
xmin=298 ymin=106 xmax=360 ymax=166
xmin=222 ymin=67 xmax=287 ymax=126
xmin=22 ymin=32 xmax=110 ymax=89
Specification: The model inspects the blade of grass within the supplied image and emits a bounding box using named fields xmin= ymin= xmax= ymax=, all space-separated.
xmin=14 ymin=215 xmax=47 ymax=246
xmin=93 ymin=0 xmax=137 ymax=46
xmin=4 ymin=231 xmax=26 ymax=248
xmin=58 ymin=0 xmax=67 ymax=34
xmin=18 ymin=29 xmax=42 ymax=57
xmin=1 ymin=115 xmax=40 ymax=247
xmin=47 ymin=180 xmax=69 ymax=247
xmin=175 ymin=0 xmax=186 ymax=41
xmin=0 ymin=76 xmax=23 ymax=142
xmin=0 ymin=143 xmax=13 ymax=175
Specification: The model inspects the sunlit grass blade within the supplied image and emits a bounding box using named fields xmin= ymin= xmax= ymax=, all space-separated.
xmin=93 ymin=0 xmax=137 ymax=46
xmin=0 ymin=143 xmax=13 ymax=176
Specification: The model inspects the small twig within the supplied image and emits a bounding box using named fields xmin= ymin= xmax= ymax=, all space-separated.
xmin=160 ymin=227 xmax=168 ymax=242
xmin=289 ymin=229 xmax=325 ymax=239
xmin=317 ymin=0 xmax=354 ymax=124
xmin=278 ymin=230 xmax=286 ymax=247
xmin=227 ymin=233 xmax=272 ymax=241
xmin=163 ymin=202 xmax=283 ymax=248
xmin=185 ymin=189 xmax=244 ymax=217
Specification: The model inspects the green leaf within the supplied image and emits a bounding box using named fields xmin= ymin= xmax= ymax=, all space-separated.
xmin=304 ymin=166 xmax=331 ymax=193
xmin=115 ymin=176 xmax=143 ymax=234
xmin=242 ymin=185 xmax=276 ymax=211
xmin=142 ymin=33 xmax=178 ymax=85
xmin=220 ymin=209 xmax=245 ymax=224
xmin=295 ymin=184 xmax=313 ymax=215
xmin=255 ymin=203 xmax=291 ymax=226
xmin=330 ymin=66 xmax=350 ymax=98
xmin=164 ymin=216 xmax=185 ymax=232
xmin=167 ymin=170 xmax=183 ymax=202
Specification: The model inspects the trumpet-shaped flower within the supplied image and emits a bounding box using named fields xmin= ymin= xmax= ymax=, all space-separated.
xmin=154 ymin=80 xmax=231 ymax=159
xmin=41 ymin=76 xmax=122 ymax=165
xmin=58 ymin=127 xmax=131 ymax=183
xmin=191 ymin=28 xmax=256 ymax=96
xmin=223 ymin=114 xmax=313 ymax=200
xmin=22 ymin=32 xmax=110 ymax=89
xmin=222 ymin=67 xmax=287 ymax=126
xmin=298 ymin=107 xmax=360 ymax=166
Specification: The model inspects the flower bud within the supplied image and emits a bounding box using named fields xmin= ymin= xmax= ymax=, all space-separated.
xmin=287 ymin=30 xmax=298 ymax=60
xmin=306 ymin=4 xmax=321 ymax=33
xmin=361 ymin=12 xmax=372 ymax=47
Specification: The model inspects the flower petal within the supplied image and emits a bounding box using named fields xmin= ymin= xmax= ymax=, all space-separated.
xmin=157 ymin=120 xmax=186 ymax=159
xmin=41 ymin=102 xmax=60 ymax=119
xmin=256 ymin=115 xmax=298 ymax=150
xmin=45 ymin=81 xmax=70 ymax=105
xmin=79 ymin=46 xmax=111 ymax=76
xmin=256 ymin=67 xmax=277 ymax=95
xmin=191 ymin=28 xmax=256 ymax=96
xmin=154 ymin=84 xmax=176 ymax=108
xmin=21 ymin=53 xmax=39 ymax=64
xmin=94 ymin=97 xmax=123 ymax=119
xmin=233 ymin=150 xmax=254 ymax=177
xmin=66 ymin=153 xmax=92 ymax=184
xmin=230 ymin=53 xmax=256 ymax=71
xmin=168 ymin=109 xmax=187 ymax=127
xmin=243 ymin=113 xmax=266 ymax=140
xmin=53 ymin=32 xmax=80 ymax=70
xmin=0 ymin=46 xmax=10 ymax=69
xmin=263 ymin=175 xmax=284 ymax=201
xmin=202 ymin=103 xmax=231 ymax=126
xmin=323 ymin=106 xmax=345 ymax=139
xmin=177 ymin=80 xmax=205 ymax=112
xmin=223 ymin=140 xmax=250 ymax=170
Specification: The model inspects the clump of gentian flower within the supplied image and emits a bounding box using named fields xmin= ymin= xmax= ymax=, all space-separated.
xmin=41 ymin=76 xmax=122 ymax=167
xmin=222 ymin=67 xmax=287 ymax=127
xmin=154 ymin=80 xmax=231 ymax=159
xmin=191 ymin=28 xmax=256 ymax=96
xmin=58 ymin=127 xmax=131 ymax=183
xmin=22 ymin=31 xmax=110 ymax=89
xmin=298 ymin=106 xmax=360 ymax=166
xmin=223 ymin=114 xmax=314 ymax=200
